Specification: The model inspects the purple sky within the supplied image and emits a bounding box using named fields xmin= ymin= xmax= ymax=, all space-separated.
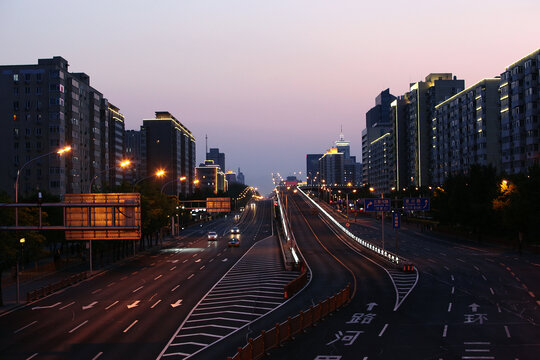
xmin=2 ymin=1 xmax=540 ymax=194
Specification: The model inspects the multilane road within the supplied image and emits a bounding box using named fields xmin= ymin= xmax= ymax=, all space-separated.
xmin=0 ymin=200 xmax=273 ymax=360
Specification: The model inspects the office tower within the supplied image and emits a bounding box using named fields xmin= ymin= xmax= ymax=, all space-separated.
xmin=225 ymin=170 xmax=237 ymax=184
xmin=0 ymin=56 xmax=121 ymax=197
xmin=391 ymin=96 xmax=411 ymax=190
xmin=206 ymin=148 xmax=225 ymax=171
xmin=124 ymin=130 xmax=142 ymax=183
xmin=306 ymin=154 xmax=323 ymax=185
xmin=142 ymin=111 xmax=196 ymax=196
xmin=319 ymin=148 xmax=344 ymax=186
xmin=362 ymin=89 xmax=396 ymax=192
xmin=237 ymin=168 xmax=245 ymax=185
xmin=500 ymin=49 xmax=540 ymax=174
xmin=433 ymin=79 xmax=501 ymax=184
xmin=107 ymin=103 xmax=125 ymax=186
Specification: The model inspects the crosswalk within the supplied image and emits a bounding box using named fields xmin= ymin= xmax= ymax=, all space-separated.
xmin=157 ymin=237 xmax=301 ymax=359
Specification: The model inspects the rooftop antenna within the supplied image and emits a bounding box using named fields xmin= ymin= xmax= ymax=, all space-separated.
xmin=205 ymin=134 xmax=208 ymax=156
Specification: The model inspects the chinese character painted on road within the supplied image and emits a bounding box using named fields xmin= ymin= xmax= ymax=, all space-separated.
xmin=326 ymin=330 xmax=363 ymax=346
xmin=314 ymin=356 xmax=342 ymax=360
xmin=346 ymin=312 xmax=376 ymax=325
xmin=464 ymin=313 xmax=488 ymax=324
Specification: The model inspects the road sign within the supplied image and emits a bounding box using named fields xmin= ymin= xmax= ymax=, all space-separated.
xmin=392 ymin=212 xmax=401 ymax=229
xmin=364 ymin=198 xmax=391 ymax=212
xmin=346 ymin=222 xmax=350 ymax=228
xmin=403 ymin=197 xmax=430 ymax=211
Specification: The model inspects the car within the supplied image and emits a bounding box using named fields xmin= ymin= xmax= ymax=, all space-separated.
xmin=228 ymin=238 xmax=240 ymax=247
xmin=207 ymin=231 xmax=218 ymax=240
xmin=230 ymin=226 xmax=240 ymax=234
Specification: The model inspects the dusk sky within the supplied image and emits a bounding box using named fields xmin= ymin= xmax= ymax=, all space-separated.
xmin=2 ymin=0 xmax=540 ymax=194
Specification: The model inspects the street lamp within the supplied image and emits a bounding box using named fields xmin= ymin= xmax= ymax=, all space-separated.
xmin=132 ymin=169 xmax=166 ymax=191
xmin=15 ymin=145 xmax=71 ymax=226
xmin=88 ymin=159 xmax=131 ymax=193
xmin=161 ymin=176 xmax=187 ymax=195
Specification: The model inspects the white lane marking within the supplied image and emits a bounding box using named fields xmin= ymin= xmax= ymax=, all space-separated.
xmin=378 ymin=324 xmax=389 ymax=337
xmin=151 ymin=300 xmax=162 ymax=309
xmin=132 ymin=271 xmax=138 ymax=275
xmin=154 ymin=275 xmax=163 ymax=280
xmin=473 ymin=265 xmax=480 ymax=271
xmin=59 ymin=301 xmax=75 ymax=310
xmin=490 ymin=287 xmax=495 ymax=295
xmin=25 ymin=354 xmax=38 ymax=360
xmin=451 ymin=286 xmax=455 ymax=295
xmin=195 ymin=259 xmax=202 ymax=263
xmin=456 ymin=258 xmax=466 ymax=263
xmin=133 ymin=286 xmax=144 ymax=293
xmin=170 ymin=266 xmax=176 ymax=271
xmin=482 ymin=275 xmax=487 ymax=281
xmin=461 ymin=357 xmax=494 ymax=359
xmin=107 ymin=282 xmax=116 ymax=287
xmin=442 ymin=324 xmax=448 ymax=337
xmin=209 ymin=258 xmax=214 ymax=263
xmin=68 ymin=320 xmax=89 ymax=333
xmin=444 ymin=266 xmax=450 ymax=271
xmin=187 ymin=274 xmax=195 ymax=280
xmin=192 ymin=254 xmax=198 ymax=258
xmin=171 ymin=285 xmax=180 ymax=292
xmin=497 ymin=304 xmax=502 ymax=313
xmin=183 ymin=259 xmax=188 ymax=263
xmin=451 ymin=275 xmax=455 ymax=281
xmin=123 ymin=320 xmax=138 ymax=333
xmin=105 ymin=301 xmax=119 ymax=310
xmin=200 ymin=266 xmax=205 ymax=270
xmin=127 ymin=300 xmax=140 ymax=309
xmin=120 ymin=276 xmax=128 ymax=280
xmin=92 ymin=352 xmax=103 ymax=360
xmin=222 ymin=258 xmax=228 ymax=262
xmin=504 ymin=325 xmax=511 ymax=338
xmin=92 ymin=289 xmax=102 ymax=294
xmin=32 ymin=302 xmax=61 ymax=310
xmin=464 ymin=342 xmax=491 ymax=345
xmin=448 ymin=302 xmax=452 ymax=312
xmin=14 ymin=321 xmax=38 ymax=334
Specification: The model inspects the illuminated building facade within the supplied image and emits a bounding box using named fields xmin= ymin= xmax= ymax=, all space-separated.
xmin=306 ymin=154 xmax=323 ymax=185
xmin=319 ymin=148 xmax=344 ymax=186
xmin=142 ymin=111 xmax=196 ymax=196
xmin=196 ymin=160 xmax=226 ymax=194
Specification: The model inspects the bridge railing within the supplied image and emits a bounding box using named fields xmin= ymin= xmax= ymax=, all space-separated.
xmin=297 ymin=188 xmax=401 ymax=265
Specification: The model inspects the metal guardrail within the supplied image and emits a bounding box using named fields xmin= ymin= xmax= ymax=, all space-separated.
xmin=297 ymin=188 xmax=401 ymax=265
xmin=26 ymin=271 xmax=88 ymax=302
xmin=227 ymin=284 xmax=351 ymax=360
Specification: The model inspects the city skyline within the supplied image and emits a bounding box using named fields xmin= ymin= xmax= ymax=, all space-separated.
xmin=2 ymin=1 xmax=540 ymax=193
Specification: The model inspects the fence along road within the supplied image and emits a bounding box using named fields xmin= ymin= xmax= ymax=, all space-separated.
xmin=157 ymin=236 xmax=301 ymax=359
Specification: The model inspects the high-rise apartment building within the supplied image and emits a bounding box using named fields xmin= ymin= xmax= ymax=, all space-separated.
xmin=124 ymin=130 xmax=142 ymax=183
xmin=500 ymin=49 xmax=540 ymax=174
xmin=0 ymin=56 xmax=122 ymax=198
xmin=142 ymin=111 xmax=196 ymax=197
xmin=403 ymin=74 xmax=464 ymax=187
xmin=196 ymin=160 xmax=226 ymax=194
xmin=107 ymin=103 xmax=125 ymax=186
xmin=206 ymin=148 xmax=225 ymax=171
xmin=391 ymin=96 xmax=411 ymax=190
xmin=432 ymin=79 xmax=501 ymax=184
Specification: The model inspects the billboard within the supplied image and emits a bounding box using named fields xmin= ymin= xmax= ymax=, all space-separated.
xmin=65 ymin=193 xmax=141 ymax=240
xmin=206 ymin=197 xmax=231 ymax=213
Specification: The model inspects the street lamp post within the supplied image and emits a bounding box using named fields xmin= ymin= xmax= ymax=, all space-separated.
xmin=89 ymin=160 xmax=131 ymax=193
xmin=16 ymin=237 xmax=25 ymax=304
xmin=15 ymin=146 xmax=71 ymax=226
xmin=132 ymin=169 xmax=166 ymax=192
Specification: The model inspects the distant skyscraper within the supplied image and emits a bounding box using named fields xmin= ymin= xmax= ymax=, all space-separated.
xmin=142 ymin=111 xmax=196 ymax=196
xmin=500 ymin=49 xmax=540 ymax=174
xmin=237 ymin=168 xmax=245 ymax=185
xmin=306 ymin=154 xmax=322 ymax=185
xmin=207 ymin=148 xmax=225 ymax=171
xmin=124 ymin=129 xmax=142 ymax=183
xmin=225 ymin=170 xmax=237 ymax=184
xmin=107 ymin=103 xmax=125 ymax=186
xmin=319 ymin=148 xmax=344 ymax=186
xmin=196 ymin=160 xmax=226 ymax=193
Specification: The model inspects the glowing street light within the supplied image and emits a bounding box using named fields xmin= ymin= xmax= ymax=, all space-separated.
xmin=89 ymin=159 xmax=132 ymax=193
xmin=132 ymin=169 xmax=166 ymax=191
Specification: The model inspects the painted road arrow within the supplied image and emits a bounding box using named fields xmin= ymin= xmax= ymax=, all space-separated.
xmin=171 ymin=299 xmax=183 ymax=308
xmin=469 ymin=303 xmax=480 ymax=312
xmin=127 ymin=300 xmax=140 ymax=309
xmin=32 ymin=302 xmax=61 ymax=310
xmin=82 ymin=301 xmax=98 ymax=310
xmin=366 ymin=302 xmax=378 ymax=311
xmin=222 ymin=258 xmax=228 ymax=262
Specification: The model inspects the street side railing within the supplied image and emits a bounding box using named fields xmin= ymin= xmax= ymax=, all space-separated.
xmin=227 ymin=284 xmax=351 ymax=360
xmin=283 ymin=262 xmax=308 ymax=299
xmin=26 ymin=271 xmax=89 ymax=302
xmin=297 ymin=188 xmax=402 ymax=265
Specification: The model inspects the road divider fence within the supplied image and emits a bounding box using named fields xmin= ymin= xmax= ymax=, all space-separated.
xmin=283 ymin=262 xmax=308 ymax=299
xmin=26 ymin=271 xmax=88 ymax=302
xmin=227 ymin=283 xmax=351 ymax=360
